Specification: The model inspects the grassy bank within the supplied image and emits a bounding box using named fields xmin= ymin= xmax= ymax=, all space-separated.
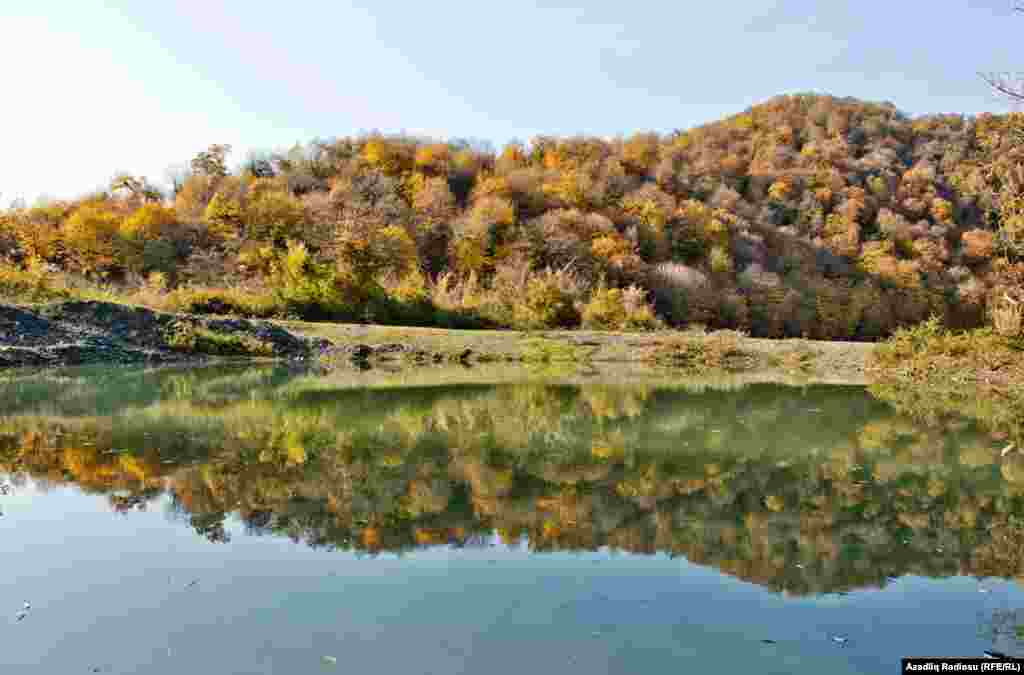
xmin=868 ymin=319 xmax=1024 ymax=443
xmin=282 ymin=319 xmax=874 ymax=382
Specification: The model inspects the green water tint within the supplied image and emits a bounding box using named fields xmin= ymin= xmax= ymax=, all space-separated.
xmin=2 ymin=365 xmax=1023 ymax=673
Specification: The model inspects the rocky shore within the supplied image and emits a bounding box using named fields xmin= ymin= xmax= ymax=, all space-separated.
xmin=0 ymin=301 xmax=327 ymax=368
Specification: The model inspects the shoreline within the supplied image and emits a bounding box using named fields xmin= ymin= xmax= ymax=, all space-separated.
xmin=281 ymin=319 xmax=875 ymax=384
xmin=1 ymin=299 xmax=875 ymax=384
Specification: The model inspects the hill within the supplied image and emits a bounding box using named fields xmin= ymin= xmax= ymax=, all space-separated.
xmin=2 ymin=93 xmax=1022 ymax=340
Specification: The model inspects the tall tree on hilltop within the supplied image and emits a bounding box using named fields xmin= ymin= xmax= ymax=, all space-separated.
xmin=982 ymin=3 xmax=1024 ymax=104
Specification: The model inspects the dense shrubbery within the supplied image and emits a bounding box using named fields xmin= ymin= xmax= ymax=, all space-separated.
xmin=3 ymin=94 xmax=1023 ymax=336
xmin=869 ymin=318 xmax=1024 ymax=445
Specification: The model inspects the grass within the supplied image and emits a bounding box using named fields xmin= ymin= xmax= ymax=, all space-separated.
xmin=776 ymin=341 xmax=816 ymax=374
xmin=156 ymin=286 xmax=280 ymax=318
xmin=869 ymin=317 xmax=1023 ymax=383
xmin=643 ymin=330 xmax=755 ymax=373
xmin=992 ymin=293 xmax=1022 ymax=339
xmin=868 ymin=317 xmax=1024 ymax=443
xmin=520 ymin=338 xmax=595 ymax=364
xmin=164 ymin=322 xmax=275 ymax=357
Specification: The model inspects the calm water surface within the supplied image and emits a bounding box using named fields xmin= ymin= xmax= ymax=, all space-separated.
xmin=2 ymin=365 xmax=1023 ymax=674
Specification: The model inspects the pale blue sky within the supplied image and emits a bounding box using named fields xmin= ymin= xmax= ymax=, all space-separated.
xmin=2 ymin=1 xmax=1020 ymax=203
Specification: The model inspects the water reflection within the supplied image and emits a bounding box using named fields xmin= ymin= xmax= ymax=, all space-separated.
xmin=1 ymin=365 xmax=1020 ymax=597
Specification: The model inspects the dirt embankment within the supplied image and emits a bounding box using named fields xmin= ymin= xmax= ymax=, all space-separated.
xmin=0 ymin=301 xmax=329 ymax=368
xmin=1 ymin=300 xmax=876 ymax=382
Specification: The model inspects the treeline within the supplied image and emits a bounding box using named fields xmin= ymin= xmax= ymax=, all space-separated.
xmin=2 ymin=93 xmax=1023 ymax=338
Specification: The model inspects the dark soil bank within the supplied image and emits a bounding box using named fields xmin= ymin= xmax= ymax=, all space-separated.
xmin=0 ymin=301 xmax=329 ymax=368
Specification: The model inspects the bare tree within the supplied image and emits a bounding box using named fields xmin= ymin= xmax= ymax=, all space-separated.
xmin=110 ymin=173 xmax=163 ymax=202
xmin=981 ymin=3 xmax=1024 ymax=103
xmin=190 ymin=144 xmax=232 ymax=178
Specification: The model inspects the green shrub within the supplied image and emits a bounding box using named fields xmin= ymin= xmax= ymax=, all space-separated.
xmin=272 ymin=241 xmax=353 ymax=319
xmin=581 ymin=285 xmax=659 ymax=331
xmin=165 ymin=323 xmax=274 ymax=356
xmin=0 ymin=258 xmax=70 ymax=302
xmin=162 ymin=286 xmax=280 ymax=318
xmin=513 ymin=272 xmax=581 ymax=329
xmin=647 ymin=330 xmax=751 ymax=373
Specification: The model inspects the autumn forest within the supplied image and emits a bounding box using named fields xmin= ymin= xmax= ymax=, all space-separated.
xmin=2 ymin=94 xmax=1023 ymax=339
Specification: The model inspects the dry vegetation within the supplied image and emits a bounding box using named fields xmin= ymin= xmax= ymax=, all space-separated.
xmin=868 ymin=318 xmax=1024 ymax=444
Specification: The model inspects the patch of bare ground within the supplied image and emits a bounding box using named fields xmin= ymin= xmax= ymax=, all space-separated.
xmin=279 ymin=320 xmax=875 ymax=384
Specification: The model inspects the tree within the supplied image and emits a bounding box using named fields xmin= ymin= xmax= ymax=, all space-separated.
xmin=981 ymin=3 xmax=1024 ymax=103
xmin=110 ymin=174 xmax=163 ymax=202
xmin=203 ymin=192 xmax=244 ymax=241
xmin=245 ymin=190 xmax=306 ymax=244
xmin=240 ymin=151 xmax=275 ymax=179
xmin=190 ymin=144 xmax=232 ymax=177
xmin=61 ymin=204 xmax=124 ymax=275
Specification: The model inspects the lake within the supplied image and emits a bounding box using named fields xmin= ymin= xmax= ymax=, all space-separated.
xmin=2 ymin=364 xmax=1022 ymax=674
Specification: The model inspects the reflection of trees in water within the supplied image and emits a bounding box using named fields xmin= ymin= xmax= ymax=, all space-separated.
xmin=1 ymin=374 xmax=1023 ymax=595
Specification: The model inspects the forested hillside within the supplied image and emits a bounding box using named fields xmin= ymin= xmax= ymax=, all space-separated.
xmin=2 ymin=94 xmax=1022 ymax=339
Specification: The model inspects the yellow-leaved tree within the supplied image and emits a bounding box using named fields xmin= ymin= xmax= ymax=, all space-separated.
xmin=119 ymin=204 xmax=180 ymax=276
xmin=245 ymin=190 xmax=306 ymax=244
xmin=61 ymin=204 xmax=124 ymax=276
xmin=204 ymin=193 xmax=244 ymax=242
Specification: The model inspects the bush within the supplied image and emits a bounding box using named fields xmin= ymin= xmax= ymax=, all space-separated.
xmin=335 ymin=223 xmax=418 ymax=300
xmin=581 ymin=285 xmax=659 ymax=331
xmin=0 ymin=258 xmax=69 ymax=302
xmin=649 ymin=262 xmax=714 ymax=326
xmin=514 ymin=269 xmax=581 ymax=329
xmin=647 ymin=330 xmax=750 ymax=373
xmin=165 ymin=323 xmax=274 ymax=356
xmin=869 ymin=317 xmax=1024 ymax=445
xmin=961 ymin=229 xmax=996 ymax=262
xmin=245 ymin=190 xmax=306 ymax=243
xmin=3 ymin=205 xmax=65 ymax=260
xmin=61 ymin=204 xmax=124 ymax=276
xmin=272 ymin=241 xmax=352 ymax=319
xmin=991 ymin=294 xmax=1022 ymax=339
xmin=161 ymin=286 xmax=280 ymax=318
xmin=204 ymin=192 xmax=244 ymax=242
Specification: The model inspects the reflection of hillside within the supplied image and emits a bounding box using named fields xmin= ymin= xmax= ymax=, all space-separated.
xmin=2 ymin=369 xmax=1022 ymax=595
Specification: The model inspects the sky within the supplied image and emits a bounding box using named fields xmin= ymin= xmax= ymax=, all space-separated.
xmin=1 ymin=0 xmax=1021 ymax=203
